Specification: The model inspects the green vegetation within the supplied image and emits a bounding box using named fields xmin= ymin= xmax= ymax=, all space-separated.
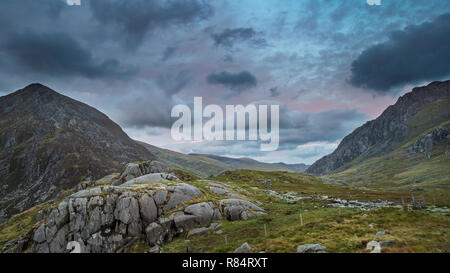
xmin=326 ymin=98 xmax=450 ymax=198
xmin=162 ymin=170 xmax=450 ymax=253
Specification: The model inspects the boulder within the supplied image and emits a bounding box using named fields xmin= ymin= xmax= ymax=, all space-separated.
xmin=366 ymin=240 xmax=381 ymax=253
xmin=187 ymin=227 xmax=210 ymax=238
xmin=184 ymin=202 xmax=216 ymax=225
xmin=122 ymin=173 xmax=179 ymax=186
xmin=173 ymin=214 xmax=198 ymax=231
xmin=145 ymin=222 xmax=164 ymax=246
xmin=114 ymin=161 xmax=170 ymax=185
xmin=219 ymin=199 xmax=265 ymax=221
xmin=163 ymin=184 xmax=203 ymax=211
xmin=139 ymin=194 xmax=158 ymax=224
xmin=296 ymin=244 xmax=326 ymax=253
xmin=234 ymin=242 xmax=251 ymax=253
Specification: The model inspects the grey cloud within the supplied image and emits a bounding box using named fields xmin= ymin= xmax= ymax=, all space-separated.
xmin=269 ymin=87 xmax=280 ymax=97
xmin=161 ymin=46 xmax=177 ymax=61
xmin=350 ymin=13 xmax=450 ymax=93
xmin=1 ymin=31 xmax=136 ymax=80
xmin=156 ymin=70 xmax=190 ymax=95
xmin=206 ymin=71 xmax=257 ymax=92
xmin=211 ymin=27 xmax=267 ymax=48
xmin=89 ymin=0 xmax=213 ymax=50
xmin=118 ymin=95 xmax=173 ymax=129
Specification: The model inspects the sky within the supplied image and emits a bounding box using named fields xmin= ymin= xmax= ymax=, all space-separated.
xmin=1 ymin=0 xmax=450 ymax=164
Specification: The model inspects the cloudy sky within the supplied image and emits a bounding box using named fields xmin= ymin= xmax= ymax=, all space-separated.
xmin=1 ymin=0 xmax=450 ymax=164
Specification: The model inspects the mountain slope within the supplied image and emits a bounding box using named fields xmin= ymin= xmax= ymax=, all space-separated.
xmin=0 ymin=83 xmax=154 ymax=222
xmin=189 ymin=153 xmax=299 ymax=172
xmin=307 ymin=81 xmax=450 ymax=191
xmin=307 ymin=81 xmax=450 ymax=176
xmin=136 ymin=142 xmax=303 ymax=177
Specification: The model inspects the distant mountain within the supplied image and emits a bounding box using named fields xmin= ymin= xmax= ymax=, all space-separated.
xmin=137 ymin=142 xmax=305 ymax=177
xmin=307 ymin=81 xmax=450 ymax=191
xmin=189 ymin=154 xmax=300 ymax=173
xmin=274 ymin=162 xmax=309 ymax=172
xmin=0 ymin=84 xmax=154 ymax=222
xmin=136 ymin=141 xmax=227 ymax=177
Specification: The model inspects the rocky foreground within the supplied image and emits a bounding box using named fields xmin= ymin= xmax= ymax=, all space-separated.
xmin=4 ymin=161 xmax=266 ymax=253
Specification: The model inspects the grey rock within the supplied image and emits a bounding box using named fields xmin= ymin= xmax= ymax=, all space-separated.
xmin=115 ymin=161 xmax=170 ymax=185
xmin=219 ymin=199 xmax=265 ymax=221
xmin=209 ymin=186 xmax=229 ymax=195
xmin=376 ymin=231 xmax=385 ymax=237
xmin=174 ymin=214 xmax=198 ymax=231
xmin=114 ymin=196 xmax=140 ymax=224
xmin=35 ymin=243 xmax=50 ymax=253
xmin=33 ymin=224 xmax=47 ymax=243
xmin=184 ymin=202 xmax=215 ymax=225
xmin=187 ymin=227 xmax=210 ymax=238
xmin=148 ymin=245 xmax=161 ymax=253
xmin=122 ymin=173 xmax=179 ymax=186
xmin=139 ymin=194 xmax=157 ymax=224
xmin=164 ymin=184 xmax=202 ymax=211
xmin=296 ymin=244 xmax=326 ymax=253
xmin=234 ymin=242 xmax=251 ymax=253
xmin=153 ymin=190 xmax=168 ymax=206
xmin=145 ymin=222 xmax=164 ymax=246
xmin=49 ymin=224 xmax=69 ymax=253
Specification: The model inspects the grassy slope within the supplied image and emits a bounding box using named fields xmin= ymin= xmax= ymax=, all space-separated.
xmin=161 ymin=170 xmax=449 ymax=253
xmin=136 ymin=141 xmax=296 ymax=177
xmin=325 ymin=99 xmax=450 ymax=194
xmin=2 ymin=169 xmax=448 ymax=253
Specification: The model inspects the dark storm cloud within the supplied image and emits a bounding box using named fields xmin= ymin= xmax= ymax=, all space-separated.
xmin=89 ymin=0 xmax=213 ymax=50
xmin=211 ymin=27 xmax=267 ymax=48
xmin=161 ymin=46 xmax=177 ymax=61
xmin=1 ymin=32 xmax=136 ymax=79
xmin=206 ymin=71 xmax=257 ymax=91
xmin=350 ymin=13 xmax=450 ymax=93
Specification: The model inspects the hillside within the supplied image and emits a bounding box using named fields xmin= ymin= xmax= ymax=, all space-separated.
xmin=137 ymin=142 xmax=305 ymax=177
xmin=307 ymin=81 xmax=450 ymax=175
xmin=0 ymin=84 xmax=154 ymax=222
xmin=307 ymin=81 xmax=450 ymax=192
xmin=1 ymin=167 xmax=448 ymax=253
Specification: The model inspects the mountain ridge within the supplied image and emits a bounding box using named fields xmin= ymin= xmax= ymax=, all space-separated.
xmin=307 ymin=80 xmax=450 ymax=182
xmin=0 ymin=83 xmax=154 ymax=222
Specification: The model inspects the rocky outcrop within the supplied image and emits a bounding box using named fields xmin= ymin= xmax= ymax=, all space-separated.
xmin=307 ymin=80 xmax=450 ymax=175
xmin=408 ymin=124 xmax=449 ymax=155
xmin=114 ymin=161 xmax=169 ymax=185
xmin=296 ymin=244 xmax=326 ymax=253
xmin=234 ymin=242 xmax=251 ymax=253
xmin=18 ymin=169 xmax=265 ymax=253
xmin=0 ymin=84 xmax=154 ymax=222
xmin=219 ymin=199 xmax=266 ymax=221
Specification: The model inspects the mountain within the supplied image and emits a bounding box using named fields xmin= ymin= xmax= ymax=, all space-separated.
xmin=274 ymin=162 xmax=309 ymax=172
xmin=136 ymin=141 xmax=227 ymax=177
xmin=0 ymin=83 xmax=154 ymax=222
xmin=137 ymin=142 xmax=305 ymax=177
xmin=307 ymin=81 xmax=450 ymax=191
xmin=188 ymin=153 xmax=303 ymax=173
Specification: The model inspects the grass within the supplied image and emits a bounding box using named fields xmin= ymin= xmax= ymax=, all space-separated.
xmin=161 ymin=170 xmax=450 ymax=253
xmin=2 ymin=169 xmax=448 ymax=253
xmin=0 ymin=202 xmax=52 ymax=250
